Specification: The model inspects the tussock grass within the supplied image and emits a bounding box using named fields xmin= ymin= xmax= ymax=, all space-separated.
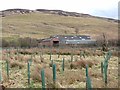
xmin=10 ymin=61 xmax=24 ymax=69
xmin=70 ymin=60 xmax=94 ymax=69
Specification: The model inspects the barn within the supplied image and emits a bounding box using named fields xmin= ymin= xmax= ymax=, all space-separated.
xmin=39 ymin=35 xmax=96 ymax=47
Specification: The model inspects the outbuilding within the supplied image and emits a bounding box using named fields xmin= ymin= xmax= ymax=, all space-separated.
xmin=39 ymin=35 xmax=96 ymax=47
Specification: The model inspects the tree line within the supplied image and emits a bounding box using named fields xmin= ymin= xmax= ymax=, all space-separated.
xmin=1 ymin=36 xmax=119 ymax=48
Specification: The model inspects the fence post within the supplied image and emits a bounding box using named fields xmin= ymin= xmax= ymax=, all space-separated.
xmin=0 ymin=71 xmax=2 ymax=82
xmin=0 ymin=62 xmax=2 ymax=82
xmin=6 ymin=60 xmax=9 ymax=79
xmin=62 ymin=58 xmax=65 ymax=72
xmin=53 ymin=64 xmax=56 ymax=84
xmin=51 ymin=60 xmax=53 ymax=66
xmin=50 ymin=51 xmax=52 ymax=61
xmin=71 ymin=53 xmax=73 ymax=62
xmin=0 ymin=48 xmax=2 ymax=81
xmin=86 ymin=65 xmax=92 ymax=90
xmin=29 ymin=55 xmax=32 ymax=66
xmin=105 ymin=51 xmax=112 ymax=61
xmin=58 ymin=48 xmax=60 ymax=58
xmin=101 ymin=62 xmax=103 ymax=74
xmin=107 ymin=51 xmax=112 ymax=60
xmin=41 ymin=69 xmax=46 ymax=90
xmin=27 ymin=61 xmax=30 ymax=85
xmin=103 ymin=61 xmax=108 ymax=85
xmin=17 ymin=48 xmax=19 ymax=58
xmin=86 ymin=65 xmax=88 ymax=77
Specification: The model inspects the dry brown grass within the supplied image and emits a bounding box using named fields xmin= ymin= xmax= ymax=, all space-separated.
xmin=10 ymin=61 xmax=24 ymax=69
xmin=95 ymin=51 xmax=104 ymax=56
xmin=31 ymin=64 xmax=52 ymax=83
xmin=2 ymin=11 xmax=118 ymax=40
xmin=56 ymin=64 xmax=61 ymax=72
xmin=31 ymin=64 xmax=42 ymax=82
xmin=89 ymin=71 xmax=102 ymax=78
xmin=58 ymin=70 xmax=86 ymax=85
xmin=32 ymin=56 xmax=44 ymax=63
xmin=1 ymin=48 xmax=118 ymax=88
xmin=112 ymin=51 xmax=119 ymax=56
xmin=2 ymin=71 xmax=8 ymax=82
xmin=70 ymin=60 xmax=94 ymax=69
xmin=19 ymin=55 xmax=31 ymax=62
xmin=2 ymin=55 xmax=8 ymax=61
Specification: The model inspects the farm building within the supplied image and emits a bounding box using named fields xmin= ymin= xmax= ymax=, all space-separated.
xmin=39 ymin=35 xmax=96 ymax=47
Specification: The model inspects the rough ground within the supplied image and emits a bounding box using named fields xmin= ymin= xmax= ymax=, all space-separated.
xmin=1 ymin=49 xmax=118 ymax=88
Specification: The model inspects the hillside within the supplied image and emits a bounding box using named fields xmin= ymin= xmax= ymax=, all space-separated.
xmin=1 ymin=9 xmax=118 ymax=40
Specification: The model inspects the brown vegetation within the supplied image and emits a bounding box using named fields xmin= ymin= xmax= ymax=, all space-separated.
xmin=1 ymin=47 xmax=118 ymax=88
xmin=70 ymin=60 xmax=94 ymax=69
xmin=10 ymin=61 xmax=24 ymax=69
xmin=31 ymin=64 xmax=42 ymax=82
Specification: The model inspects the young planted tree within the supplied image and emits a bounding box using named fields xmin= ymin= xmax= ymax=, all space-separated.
xmin=102 ymin=33 xmax=108 ymax=51
xmin=102 ymin=51 xmax=112 ymax=85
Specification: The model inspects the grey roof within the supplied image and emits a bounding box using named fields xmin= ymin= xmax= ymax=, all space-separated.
xmin=65 ymin=40 xmax=96 ymax=44
xmin=50 ymin=35 xmax=91 ymax=40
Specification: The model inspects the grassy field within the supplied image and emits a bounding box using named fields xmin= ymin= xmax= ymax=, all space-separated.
xmin=2 ymin=12 xmax=118 ymax=40
xmin=1 ymin=10 xmax=119 ymax=89
xmin=1 ymin=48 xmax=118 ymax=88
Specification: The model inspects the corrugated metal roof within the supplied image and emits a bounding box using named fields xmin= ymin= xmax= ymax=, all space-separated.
xmin=51 ymin=35 xmax=91 ymax=40
xmin=40 ymin=35 xmax=96 ymax=45
xmin=65 ymin=40 xmax=96 ymax=44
